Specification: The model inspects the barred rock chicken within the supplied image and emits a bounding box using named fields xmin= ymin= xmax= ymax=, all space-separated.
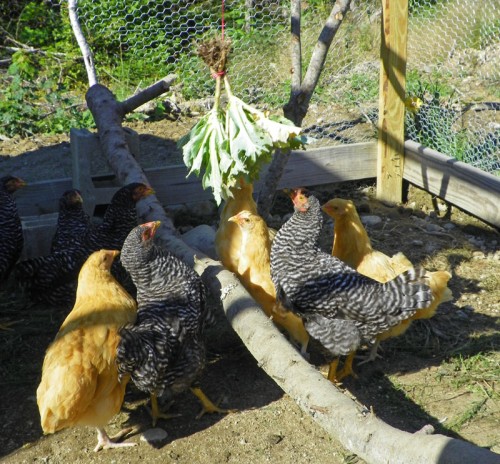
xmin=117 ymin=221 xmax=231 ymax=426
xmin=270 ymin=189 xmax=432 ymax=382
xmin=51 ymin=189 xmax=90 ymax=253
xmin=322 ymin=198 xmax=453 ymax=362
xmin=37 ymin=250 xmax=137 ymax=452
xmin=84 ymin=183 xmax=154 ymax=253
xmin=228 ymin=210 xmax=309 ymax=353
xmin=0 ymin=175 xmax=26 ymax=283
xmin=215 ymin=177 xmax=275 ymax=274
xmin=14 ymin=183 xmax=152 ymax=306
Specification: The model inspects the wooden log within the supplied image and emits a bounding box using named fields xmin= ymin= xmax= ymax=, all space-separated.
xmin=85 ymin=82 xmax=178 ymax=235
xmin=376 ymin=0 xmax=409 ymax=203
xmin=404 ymin=140 xmax=500 ymax=228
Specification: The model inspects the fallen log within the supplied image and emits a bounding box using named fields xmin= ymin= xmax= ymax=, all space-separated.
xmin=84 ymin=83 xmax=499 ymax=464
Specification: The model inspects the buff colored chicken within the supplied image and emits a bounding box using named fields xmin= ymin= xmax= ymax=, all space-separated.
xmin=228 ymin=210 xmax=309 ymax=354
xmin=37 ymin=250 xmax=137 ymax=452
xmin=322 ymin=198 xmax=452 ymax=365
xmin=215 ymin=177 xmax=275 ymax=273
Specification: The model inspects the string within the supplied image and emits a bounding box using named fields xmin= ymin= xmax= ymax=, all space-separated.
xmin=221 ymin=0 xmax=225 ymax=40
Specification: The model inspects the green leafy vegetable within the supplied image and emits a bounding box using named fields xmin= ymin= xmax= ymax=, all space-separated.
xmin=178 ymin=37 xmax=308 ymax=204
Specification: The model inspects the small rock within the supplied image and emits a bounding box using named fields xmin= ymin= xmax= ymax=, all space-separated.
xmin=426 ymin=223 xmax=444 ymax=233
xmin=455 ymin=310 xmax=470 ymax=320
xmin=360 ymin=215 xmax=382 ymax=227
xmin=472 ymin=251 xmax=486 ymax=260
xmin=443 ymin=222 xmax=456 ymax=230
xmin=141 ymin=427 xmax=168 ymax=443
xmin=412 ymin=240 xmax=424 ymax=246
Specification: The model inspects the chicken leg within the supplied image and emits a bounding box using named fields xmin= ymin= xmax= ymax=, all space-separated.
xmin=94 ymin=427 xmax=136 ymax=452
xmin=191 ymin=387 xmax=236 ymax=419
xmin=147 ymin=393 xmax=181 ymax=426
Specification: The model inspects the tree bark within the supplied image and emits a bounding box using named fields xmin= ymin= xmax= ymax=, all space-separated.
xmin=257 ymin=0 xmax=352 ymax=218
xmin=68 ymin=0 xmax=97 ymax=86
xmin=85 ymin=81 xmax=178 ymax=236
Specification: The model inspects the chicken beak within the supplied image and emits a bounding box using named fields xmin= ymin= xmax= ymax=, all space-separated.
xmin=134 ymin=185 xmax=155 ymax=201
xmin=110 ymin=250 xmax=120 ymax=259
xmin=151 ymin=220 xmax=161 ymax=235
xmin=227 ymin=214 xmax=239 ymax=224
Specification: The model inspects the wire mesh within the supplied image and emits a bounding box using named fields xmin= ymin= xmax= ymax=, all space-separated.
xmin=2 ymin=0 xmax=499 ymax=174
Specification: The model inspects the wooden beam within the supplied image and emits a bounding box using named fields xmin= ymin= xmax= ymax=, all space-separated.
xmin=404 ymin=141 xmax=500 ymax=228
xmin=376 ymin=0 xmax=409 ymax=203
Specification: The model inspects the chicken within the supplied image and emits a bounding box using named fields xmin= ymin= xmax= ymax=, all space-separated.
xmin=215 ymin=178 xmax=260 ymax=273
xmin=322 ymin=198 xmax=453 ymax=362
xmin=270 ymin=188 xmax=432 ymax=383
xmin=83 ymin=183 xmax=154 ymax=253
xmin=37 ymin=249 xmax=137 ymax=452
xmin=15 ymin=183 xmax=152 ymax=306
xmin=228 ymin=210 xmax=309 ymax=353
xmin=51 ymin=189 xmax=91 ymax=253
xmin=0 ymin=175 xmax=26 ymax=283
xmin=117 ymin=221 xmax=232 ymax=426
xmin=215 ymin=177 xmax=275 ymax=273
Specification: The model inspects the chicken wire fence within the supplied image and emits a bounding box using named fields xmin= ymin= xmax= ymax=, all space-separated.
xmin=21 ymin=1 xmax=500 ymax=174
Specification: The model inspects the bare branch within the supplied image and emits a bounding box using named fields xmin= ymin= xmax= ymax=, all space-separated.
xmin=120 ymin=75 xmax=178 ymax=114
xmin=290 ymin=0 xmax=302 ymax=93
xmin=67 ymin=0 xmax=97 ymax=86
xmin=258 ymin=0 xmax=352 ymax=218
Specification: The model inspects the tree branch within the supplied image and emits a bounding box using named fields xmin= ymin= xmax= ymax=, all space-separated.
xmin=258 ymin=0 xmax=352 ymax=218
xmin=85 ymin=82 xmax=178 ymax=236
xmin=120 ymin=75 xmax=177 ymax=114
xmin=68 ymin=0 xmax=97 ymax=86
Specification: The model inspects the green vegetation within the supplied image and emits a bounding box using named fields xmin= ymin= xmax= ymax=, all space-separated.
xmin=405 ymin=72 xmax=500 ymax=174
xmin=437 ymin=352 xmax=499 ymax=432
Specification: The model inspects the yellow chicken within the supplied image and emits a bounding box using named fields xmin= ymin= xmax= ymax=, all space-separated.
xmin=322 ymin=198 xmax=452 ymax=366
xmin=228 ymin=210 xmax=309 ymax=354
xmin=37 ymin=250 xmax=137 ymax=452
xmin=215 ymin=177 xmax=276 ymax=273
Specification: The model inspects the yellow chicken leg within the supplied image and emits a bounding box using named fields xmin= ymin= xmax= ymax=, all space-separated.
xmin=94 ymin=427 xmax=136 ymax=452
xmin=191 ymin=387 xmax=236 ymax=419
xmin=336 ymin=352 xmax=358 ymax=381
xmin=327 ymin=353 xmax=357 ymax=384
xmin=147 ymin=393 xmax=181 ymax=426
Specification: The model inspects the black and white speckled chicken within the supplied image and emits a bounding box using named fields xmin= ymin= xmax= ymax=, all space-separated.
xmin=117 ymin=221 xmax=232 ymax=425
xmin=270 ymin=188 xmax=432 ymax=382
xmin=51 ymin=189 xmax=91 ymax=253
xmin=14 ymin=183 xmax=152 ymax=306
xmin=84 ymin=182 xmax=154 ymax=296
xmin=0 ymin=175 xmax=26 ymax=283
xmin=83 ymin=183 xmax=154 ymax=253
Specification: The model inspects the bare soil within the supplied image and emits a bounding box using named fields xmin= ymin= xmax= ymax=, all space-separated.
xmin=0 ymin=117 xmax=499 ymax=463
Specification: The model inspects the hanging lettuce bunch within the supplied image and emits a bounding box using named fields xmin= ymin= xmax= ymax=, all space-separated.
xmin=178 ymin=37 xmax=307 ymax=205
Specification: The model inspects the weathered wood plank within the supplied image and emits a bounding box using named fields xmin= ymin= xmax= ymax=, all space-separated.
xmin=404 ymin=141 xmax=500 ymax=228
xmin=13 ymin=140 xmax=499 ymax=229
xmin=376 ymin=0 xmax=409 ymax=203
xmin=14 ymin=142 xmax=378 ymax=215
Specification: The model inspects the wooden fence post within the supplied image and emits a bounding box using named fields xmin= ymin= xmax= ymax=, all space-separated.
xmin=376 ymin=0 xmax=409 ymax=203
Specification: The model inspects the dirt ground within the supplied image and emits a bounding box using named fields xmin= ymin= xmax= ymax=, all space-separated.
xmin=0 ymin=116 xmax=499 ymax=463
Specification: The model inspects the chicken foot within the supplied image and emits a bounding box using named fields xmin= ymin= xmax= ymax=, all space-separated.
xmin=327 ymin=353 xmax=358 ymax=384
xmin=357 ymin=340 xmax=383 ymax=366
xmin=94 ymin=427 xmax=136 ymax=452
xmin=191 ymin=387 xmax=236 ymax=419
xmin=147 ymin=393 xmax=181 ymax=427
